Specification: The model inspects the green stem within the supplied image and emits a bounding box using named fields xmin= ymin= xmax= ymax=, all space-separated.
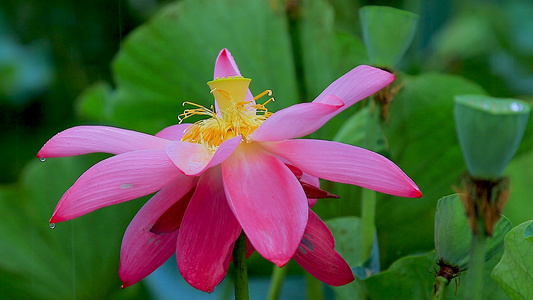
xmin=285 ymin=2 xmax=307 ymax=103
xmin=430 ymin=276 xmax=449 ymax=300
xmin=465 ymin=231 xmax=487 ymax=300
xmin=233 ymin=233 xmax=249 ymax=300
xmin=267 ymin=265 xmax=287 ymax=300
xmin=361 ymin=188 xmax=376 ymax=260
xmin=361 ymin=105 xmax=379 ymax=261
xmin=305 ymin=272 xmax=324 ymax=300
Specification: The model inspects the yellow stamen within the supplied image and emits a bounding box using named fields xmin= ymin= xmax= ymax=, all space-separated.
xmin=253 ymin=89 xmax=272 ymax=101
xmin=179 ymin=77 xmax=273 ymax=151
xmin=177 ymin=101 xmax=215 ymax=122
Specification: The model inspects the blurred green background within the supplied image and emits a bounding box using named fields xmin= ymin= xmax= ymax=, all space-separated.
xmin=1 ymin=0 xmax=532 ymax=299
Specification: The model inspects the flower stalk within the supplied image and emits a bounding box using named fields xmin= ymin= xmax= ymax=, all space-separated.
xmin=430 ymin=259 xmax=460 ymax=300
xmin=267 ymin=265 xmax=287 ymax=300
xmin=430 ymin=276 xmax=449 ymax=300
xmin=305 ymin=273 xmax=325 ymax=300
xmin=460 ymin=175 xmax=508 ymax=300
xmin=233 ymin=232 xmax=249 ymax=300
xmin=361 ymin=187 xmax=377 ymax=261
xmin=465 ymin=228 xmax=486 ymax=300
xmin=361 ymin=104 xmax=380 ymax=262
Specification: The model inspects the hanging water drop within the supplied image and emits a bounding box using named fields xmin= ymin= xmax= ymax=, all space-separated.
xmin=49 ymin=223 xmax=56 ymax=229
xmin=39 ymin=158 xmax=46 ymax=162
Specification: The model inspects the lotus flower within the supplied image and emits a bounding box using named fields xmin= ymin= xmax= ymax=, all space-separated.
xmin=38 ymin=49 xmax=421 ymax=292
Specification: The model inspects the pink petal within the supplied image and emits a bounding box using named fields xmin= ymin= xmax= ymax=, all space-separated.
xmin=165 ymin=142 xmax=209 ymax=175
xmin=245 ymin=236 xmax=255 ymax=258
xmin=119 ymin=175 xmax=197 ymax=288
xmin=286 ymin=164 xmax=333 ymax=207
xmin=285 ymin=164 xmax=303 ymax=179
xmin=50 ymin=149 xmax=181 ymax=223
xmin=301 ymin=170 xmax=321 ymax=207
xmin=300 ymin=170 xmax=319 ymax=188
xmin=37 ymin=126 xmax=171 ymax=158
xmin=149 ymin=187 xmax=195 ymax=235
xmin=301 ymin=183 xmax=339 ymax=200
xmin=293 ymin=209 xmax=354 ymax=286
xmin=221 ymin=143 xmax=308 ymax=266
xmin=176 ymin=166 xmax=241 ymax=293
xmin=165 ymin=136 xmax=242 ymax=176
xmin=290 ymin=165 xmax=328 ymax=207
xmin=261 ymin=139 xmax=422 ymax=198
xmin=214 ymin=49 xmax=242 ymax=79
xmin=155 ymin=124 xmax=192 ymax=140
xmin=250 ymin=95 xmax=344 ymax=142
xmin=313 ymin=65 xmax=395 ymax=118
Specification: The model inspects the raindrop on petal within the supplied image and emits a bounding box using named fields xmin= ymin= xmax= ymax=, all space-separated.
xmin=39 ymin=158 xmax=46 ymax=162
xmin=120 ymin=183 xmax=133 ymax=189
xmin=49 ymin=223 xmax=56 ymax=229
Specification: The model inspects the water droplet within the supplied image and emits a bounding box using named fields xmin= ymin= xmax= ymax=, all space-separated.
xmin=510 ymin=102 xmax=522 ymax=112
xmin=39 ymin=158 xmax=46 ymax=162
xmin=49 ymin=223 xmax=56 ymax=229
xmin=120 ymin=183 xmax=133 ymax=189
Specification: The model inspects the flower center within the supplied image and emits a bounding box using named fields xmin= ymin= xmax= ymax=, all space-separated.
xmin=179 ymin=76 xmax=273 ymax=150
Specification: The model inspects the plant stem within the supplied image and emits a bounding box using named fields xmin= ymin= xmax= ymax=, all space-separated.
xmin=361 ymin=105 xmax=379 ymax=261
xmin=305 ymin=273 xmax=325 ymax=300
xmin=233 ymin=233 xmax=249 ymax=300
xmin=285 ymin=2 xmax=307 ymax=103
xmin=465 ymin=230 xmax=487 ymax=300
xmin=364 ymin=104 xmax=380 ymax=150
xmin=361 ymin=188 xmax=376 ymax=260
xmin=430 ymin=276 xmax=449 ymax=300
xmin=267 ymin=265 xmax=287 ymax=300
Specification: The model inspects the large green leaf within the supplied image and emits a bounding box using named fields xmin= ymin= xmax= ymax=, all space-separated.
xmin=364 ymin=252 xmax=436 ymax=300
xmin=525 ymin=223 xmax=533 ymax=238
xmin=492 ymin=221 xmax=533 ymax=299
xmin=75 ymin=81 xmax=113 ymax=123
xmin=326 ymin=217 xmax=364 ymax=268
xmin=0 ymin=156 xmax=149 ymax=299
